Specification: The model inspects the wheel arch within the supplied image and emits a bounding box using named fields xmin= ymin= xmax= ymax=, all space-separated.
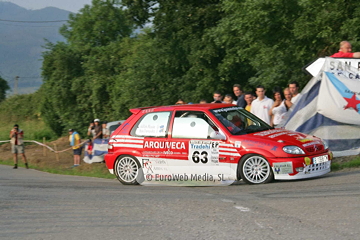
xmin=114 ymin=154 xmax=144 ymax=185
xmin=113 ymin=150 xmax=142 ymax=170
xmin=237 ymin=153 xmax=274 ymax=184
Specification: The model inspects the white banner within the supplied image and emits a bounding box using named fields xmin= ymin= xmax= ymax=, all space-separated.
xmin=318 ymin=58 xmax=360 ymax=125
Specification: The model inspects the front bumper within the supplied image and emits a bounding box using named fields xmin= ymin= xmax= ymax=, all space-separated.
xmin=270 ymin=151 xmax=332 ymax=180
xmin=274 ymin=161 xmax=331 ymax=180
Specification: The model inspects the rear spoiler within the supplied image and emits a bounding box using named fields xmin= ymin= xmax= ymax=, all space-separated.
xmin=130 ymin=105 xmax=160 ymax=115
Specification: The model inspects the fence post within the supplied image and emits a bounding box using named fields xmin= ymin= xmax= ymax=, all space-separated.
xmin=43 ymin=137 xmax=47 ymax=156
xmin=54 ymin=143 xmax=59 ymax=162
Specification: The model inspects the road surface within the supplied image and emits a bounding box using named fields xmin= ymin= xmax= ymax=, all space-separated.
xmin=0 ymin=165 xmax=359 ymax=240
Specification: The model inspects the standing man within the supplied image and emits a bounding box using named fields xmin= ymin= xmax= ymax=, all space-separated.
xmin=87 ymin=121 xmax=95 ymax=138
xmin=68 ymin=129 xmax=82 ymax=168
xmin=288 ymin=81 xmax=302 ymax=104
xmin=283 ymin=87 xmax=293 ymax=110
xmin=244 ymin=92 xmax=254 ymax=112
xmin=93 ymin=119 xmax=103 ymax=139
xmin=102 ymin=121 xmax=110 ymax=139
xmin=233 ymin=84 xmax=246 ymax=108
xmin=223 ymin=94 xmax=236 ymax=104
xmin=251 ymin=85 xmax=274 ymax=125
xmin=211 ymin=91 xmax=223 ymax=103
xmin=10 ymin=124 xmax=28 ymax=169
xmin=331 ymin=41 xmax=360 ymax=58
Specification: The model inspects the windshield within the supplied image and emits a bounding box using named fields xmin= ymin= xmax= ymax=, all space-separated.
xmin=210 ymin=106 xmax=273 ymax=135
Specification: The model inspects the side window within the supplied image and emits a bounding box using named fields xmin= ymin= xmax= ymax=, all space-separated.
xmin=131 ymin=112 xmax=171 ymax=137
xmin=172 ymin=111 xmax=216 ymax=139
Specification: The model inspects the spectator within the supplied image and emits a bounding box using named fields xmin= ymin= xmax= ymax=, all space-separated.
xmin=233 ymin=84 xmax=246 ymax=108
xmin=283 ymin=87 xmax=293 ymax=110
xmin=199 ymin=99 xmax=207 ymax=104
xmin=175 ymin=99 xmax=186 ymax=105
xmin=68 ymin=129 xmax=82 ymax=168
xmin=212 ymin=91 xmax=223 ymax=103
xmin=288 ymin=81 xmax=302 ymax=104
xmin=269 ymin=87 xmax=287 ymax=127
xmin=251 ymin=85 xmax=274 ymax=125
xmin=86 ymin=139 xmax=93 ymax=155
xmin=9 ymin=124 xmax=28 ymax=169
xmin=244 ymin=92 xmax=254 ymax=112
xmin=87 ymin=121 xmax=95 ymax=138
xmin=93 ymin=119 xmax=103 ymax=139
xmin=223 ymin=94 xmax=236 ymax=104
xmin=331 ymin=41 xmax=360 ymax=58
xmin=102 ymin=121 xmax=110 ymax=139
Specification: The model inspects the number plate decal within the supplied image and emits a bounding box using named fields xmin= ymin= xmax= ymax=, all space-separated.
xmin=312 ymin=155 xmax=328 ymax=164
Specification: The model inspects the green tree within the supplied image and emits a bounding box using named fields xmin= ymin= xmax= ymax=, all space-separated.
xmin=122 ymin=0 xmax=246 ymax=102
xmin=41 ymin=0 xmax=134 ymax=135
xmin=0 ymin=76 xmax=9 ymax=102
xmin=60 ymin=0 xmax=133 ymax=50
xmin=41 ymin=41 xmax=83 ymax=135
xmin=212 ymin=0 xmax=360 ymax=90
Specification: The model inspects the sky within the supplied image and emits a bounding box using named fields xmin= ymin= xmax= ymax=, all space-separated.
xmin=2 ymin=0 xmax=94 ymax=13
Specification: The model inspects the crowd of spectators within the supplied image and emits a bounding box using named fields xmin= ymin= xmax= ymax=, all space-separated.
xmin=176 ymin=81 xmax=303 ymax=128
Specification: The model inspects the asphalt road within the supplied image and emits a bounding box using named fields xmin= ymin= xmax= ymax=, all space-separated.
xmin=1 ymin=165 xmax=359 ymax=240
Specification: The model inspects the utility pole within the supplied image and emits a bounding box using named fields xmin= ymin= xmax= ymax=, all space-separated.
xmin=14 ymin=76 xmax=19 ymax=95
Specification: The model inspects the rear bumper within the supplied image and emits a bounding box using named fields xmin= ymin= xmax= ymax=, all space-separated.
xmin=104 ymin=153 xmax=116 ymax=174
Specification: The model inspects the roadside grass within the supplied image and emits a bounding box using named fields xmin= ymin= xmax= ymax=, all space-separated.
xmin=331 ymin=156 xmax=360 ymax=171
xmin=0 ymin=119 xmax=57 ymax=142
xmin=0 ymin=158 xmax=116 ymax=180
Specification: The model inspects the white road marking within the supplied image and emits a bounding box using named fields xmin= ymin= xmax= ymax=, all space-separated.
xmin=234 ymin=206 xmax=250 ymax=212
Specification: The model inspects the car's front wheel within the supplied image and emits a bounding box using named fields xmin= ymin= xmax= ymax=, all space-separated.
xmin=114 ymin=155 xmax=143 ymax=185
xmin=239 ymin=154 xmax=273 ymax=184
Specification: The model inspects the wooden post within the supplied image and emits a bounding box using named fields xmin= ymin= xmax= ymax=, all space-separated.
xmin=43 ymin=137 xmax=47 ymax=156
xmin=54 ymin=143 xmax=59 ymax=162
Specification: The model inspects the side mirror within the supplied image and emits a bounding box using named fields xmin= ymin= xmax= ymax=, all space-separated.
xmin=210 ymin=131 xmax=226 ymax=140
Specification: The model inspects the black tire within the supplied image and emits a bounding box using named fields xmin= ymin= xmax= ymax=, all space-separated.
xmin=114 ymin=155 xmax=144 ymax=185
xmin=239 ymin=154 xmax=274 ymax=184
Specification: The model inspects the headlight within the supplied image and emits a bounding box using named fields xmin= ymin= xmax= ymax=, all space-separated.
xmin=321 ymin=140 xmax=329 ymax=150
xmin=283 ymin=146 xmax=305 ymax=155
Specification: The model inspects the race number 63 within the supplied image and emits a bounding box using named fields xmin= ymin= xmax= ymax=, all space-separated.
xmin=192 ymin=151 xmax=208 ymax=164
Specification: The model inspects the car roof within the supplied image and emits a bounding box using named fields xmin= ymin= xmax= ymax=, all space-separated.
xmin=130 ymin=103 xmax=237 ymax=114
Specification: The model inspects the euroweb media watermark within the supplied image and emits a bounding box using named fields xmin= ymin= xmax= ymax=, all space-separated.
xmin=139 ymin=172 xmax=236 ymax=186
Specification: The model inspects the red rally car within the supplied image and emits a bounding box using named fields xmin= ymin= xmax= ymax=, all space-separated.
xmin=105 ymin=104 xmax=332 ymax=185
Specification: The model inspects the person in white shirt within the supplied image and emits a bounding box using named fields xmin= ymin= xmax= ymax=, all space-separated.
xmin=223 ymin=94 xmax=237 ymax=104
xmin=289 ymin=81 xmax=302 ymax=104
xmin=251 ymin=85 xmax=274 ymax=125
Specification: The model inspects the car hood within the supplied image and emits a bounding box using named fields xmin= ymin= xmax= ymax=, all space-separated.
xmin=244 ymin=129 xmax=323 ymax=146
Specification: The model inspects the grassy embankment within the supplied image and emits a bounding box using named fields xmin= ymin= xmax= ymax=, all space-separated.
xmin=0 ymin=119 xmax=115 ymax=179
xmin=331 ymin=156 xmax=360 ymax=171
xmin=0 ymin=94 xmax=115 ymax=179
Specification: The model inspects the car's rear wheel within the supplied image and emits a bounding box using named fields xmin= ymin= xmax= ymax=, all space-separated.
xmin=114 ymin=155 xmax=143 ymax=185
xmin=239 ymin=154 xmax=273 ymax=184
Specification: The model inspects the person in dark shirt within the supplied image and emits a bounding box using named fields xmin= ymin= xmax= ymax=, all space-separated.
xmin=233 ymin=84 xmax=246 ymax=108
xmin=93 ymin=119 xmax=103 ymax=139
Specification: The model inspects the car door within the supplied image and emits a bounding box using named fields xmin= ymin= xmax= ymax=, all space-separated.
xmin=169 ymin=110 xmax=231 ymax=177
xmin=130 ymin=111 xmax=173 ymax=175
